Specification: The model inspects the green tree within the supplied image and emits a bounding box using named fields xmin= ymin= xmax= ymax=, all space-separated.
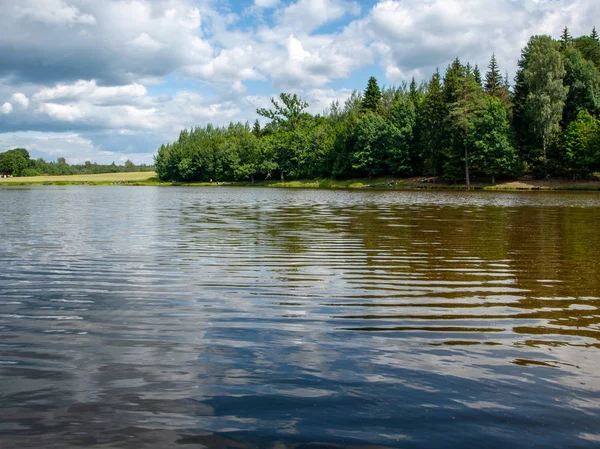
xmin=560 ymin=26 xmax=573 ymax=48
xmin=408 ymin=77 xmax=422 ymax=104
xmin=252 ymin=119 xmax=261 ymax=137
xmin=562 ymin=46 xmax=600 ymax=125
xmin=521 ymin=35 xmax=569 ymax=177
xmin=573 ymin=35 xmax=600 ymax=70
xmin=257 ymin=93 xmax=309 ymax=131
xmin=331 ymin=90 xmax=363 ymax=178
xmin=419 ymin=70 xmax=446 ymax=180
xmin=473 ymin=64 xmax=482 ymax=86
xmin=563 ymin=110 xmax=599 ymax=179
xmin=485 ymin=54 xmax=503 ymax=97
xmin=124 ymin=160 xmax=135 ymax=172
xmin=447 ymin=69 xmax=486 ymax=187
xmin=352 ymin=113 xmax=401 ymax=178
xmin=389 ymin=97 xmax=416 ymax=174
xmin=12 ymin=148 xmax=30 ymax=161
xmin=471 ymin=97 xmax=519 ymax=183
xmin=362 ymin=76 xmax=382 ymax=113
xmin=0 ymin=149 xmax=29 ymax=176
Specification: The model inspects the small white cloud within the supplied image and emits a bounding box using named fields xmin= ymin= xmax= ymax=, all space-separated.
xmin=1 ymin=102 xmax=13 ymax=114
xmin=232 ymin=81 xmax=247 ymax=94
xmin=131 ymin=33 xmax=163 ymax=50
xmin=281 ymin=0 xmax=360 ymax=32
xmin=33 ymin=80 xmax=147 ymax=105
xmin=255 ymin=0 xmax=280 ymax=8
xmin=11 ymin=93 xmax=30 ymax=108
xmin=37 ymin=103 xmax=84 ymax=121
xmin=287 ymin=35 xmax=310 ymax=62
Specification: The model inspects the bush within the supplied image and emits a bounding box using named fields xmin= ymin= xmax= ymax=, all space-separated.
xmin=20 ymin=168 xmax=41 ymax=177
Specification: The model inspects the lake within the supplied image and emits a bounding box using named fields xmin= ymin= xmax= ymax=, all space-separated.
xmin=1 ymin=186 xmax=600 ymax=449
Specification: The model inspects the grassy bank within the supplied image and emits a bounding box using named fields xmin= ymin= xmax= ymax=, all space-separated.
xmin=175 ymin=176 xmax=600 ymax=191
xmin=2 ymin=172 xmax=600 ymax=191
xmin=0 ymin=171 xmax=159 ymax=186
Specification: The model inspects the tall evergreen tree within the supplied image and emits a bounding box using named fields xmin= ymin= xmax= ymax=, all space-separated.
xmin=465 ymin=62 xmax=473 ymax=77
xmin=362 ymin=76 xmax=382 ymax=113
xmin=473 ymin=64 xmax=482 ymax=86
xmin=448 ymin=71 xmax=485 ymax=187
xmin=561 ymin=26 xmax=573 ymax=48
xmin=444 ymin=58 xmax=464 ymax=105
xmin=591 ymin=26 xmax=598 ymax=42
xmin=443 ymin=58 xmax=468 ymax=181
xmin=252 ymin=119 xmax=261 ymax=137
xmin=485 ymin=54 xmax=503 ymax=96
xmin=408 ymin=77 xmax=419 ymax=103
xmin=419 ymin=70 xmax=446 ymax=181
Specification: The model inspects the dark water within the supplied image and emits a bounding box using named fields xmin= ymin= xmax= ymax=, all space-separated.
xmin=1 ymin=187 xmax=600 ymax=449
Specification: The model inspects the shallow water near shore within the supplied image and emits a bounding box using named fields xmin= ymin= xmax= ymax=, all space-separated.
xmin=1 ymin=186 xmax=600 ymax=448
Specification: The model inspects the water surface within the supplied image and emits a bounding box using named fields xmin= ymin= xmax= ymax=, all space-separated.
xmin=1 ymin=187 xmax=600 ymax=448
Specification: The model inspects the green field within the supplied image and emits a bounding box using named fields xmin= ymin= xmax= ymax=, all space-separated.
xmin=0 ymin=172 xmax=157 ymax=185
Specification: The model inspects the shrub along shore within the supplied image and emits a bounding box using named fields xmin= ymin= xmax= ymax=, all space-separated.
xmin=2 ymin=172 xmax=599 ymax=191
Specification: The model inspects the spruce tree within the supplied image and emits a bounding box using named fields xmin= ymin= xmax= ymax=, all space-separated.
xmin=448 ymin=71 xmax=485 ymax=188
xmin=362 ymin=76 xmax=382 ymax=113
xmin=561 ymin=26 xmax=572 ymax=48
xmin=252 ymin=119 xmax=261 ymax=137
xmin=444 ymin=58 xmax=464 ymax=105
xmin=465 ymin=62 xmax=473 ymax=77
xmin=443 ymin=58 xmax=467 ymax=182
xmin=473 ymin=65 xmax=482 ymax=86
xmin=592 ymin=26 xmax=598 ymax=42
xmin=485 ymin=54 xmax=502 ymax=96
xmin=409 ymin=77 xmax=419 ymax=103
xmin=419 ymin=70 xmax=446 ymax=181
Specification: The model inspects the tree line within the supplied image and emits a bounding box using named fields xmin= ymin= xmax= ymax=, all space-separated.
xmin=0 ymin=148 xmax=154 ymax=177
xmin=156 ymin=28 xmax=600 ymax=185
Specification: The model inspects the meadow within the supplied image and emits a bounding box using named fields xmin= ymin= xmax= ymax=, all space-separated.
xmin=0 ymin=172 xmax=157 ymax=185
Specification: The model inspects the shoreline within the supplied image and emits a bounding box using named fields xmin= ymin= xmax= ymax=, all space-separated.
xmin=2 ymin=174 xmax=600 ymax=191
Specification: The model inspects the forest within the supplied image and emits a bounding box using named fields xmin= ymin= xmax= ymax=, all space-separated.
xmin=0 ymin=148 xmax=154 ymax=177
xmin=155 ymin=28 xmax=600 ymax=185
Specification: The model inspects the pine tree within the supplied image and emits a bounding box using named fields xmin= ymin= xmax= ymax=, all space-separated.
xmin=473 ymin=64 xmax=482 ymax=86
xmin=444 ymin=58 xmax=464 ymax=105
xmin=561 ymin=26 xmax=572 ymax=48
xmin=448 ymin=72 xmax=485 ymax=188
xmin=252 ymin=119 xmax=261 ymax=137
xmin=465 ymin=62 xmax=473 ymax=77
xmin=592 ymin=26 xmax=598 ymax=42
xmin=419 ymin=70 xmax=446 ymax=181
xmin=499 ymin=71 xmax=512 ymax=111
xmin=362 ymin=76 xmax=382 ymax=113
xmin=443 ymin=58 xmax=467 ymax=182
xmin=409 ymin=77 xmax=419 ymax=103
xmin=485 ymin=54 xmax=503 ymax=96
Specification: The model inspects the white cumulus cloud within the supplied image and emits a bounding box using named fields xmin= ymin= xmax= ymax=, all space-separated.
xmin=11 ymin=93 xmax=30 ymax=108
xmin=1 ymin=102 xmax=13 ymax=114
xmin=254 ymin=0 xmax=280 ymax=8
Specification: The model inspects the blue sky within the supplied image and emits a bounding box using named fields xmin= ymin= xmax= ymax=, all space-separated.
xmin=0 ymin=0 xmax=596 ymax=165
